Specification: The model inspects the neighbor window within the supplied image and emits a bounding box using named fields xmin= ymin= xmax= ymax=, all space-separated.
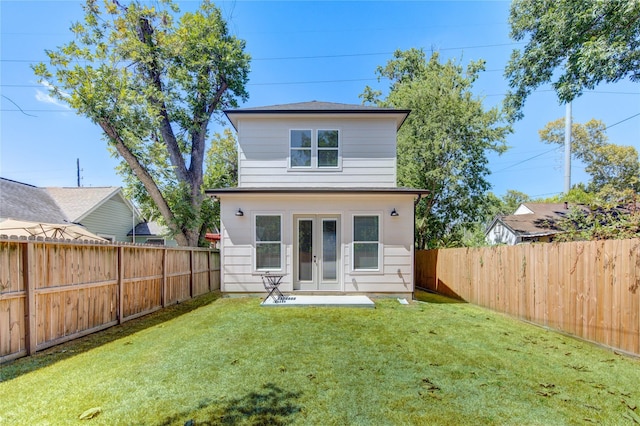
xmin=290 ymin=129 xmax=340 ymax=169
xmin=255 ymin=215 xmax=282 ymax=270
xmin=353 ymin=215 xmax=379 ymax=270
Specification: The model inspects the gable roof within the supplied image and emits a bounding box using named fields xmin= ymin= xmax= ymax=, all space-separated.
xmin=128 ymin=221 xmax=167 ymax=237
xmin=44 ymin=186 xmax=130 ymax=222
xmin=224 ymin=100 xmax=410 ymax=130
xmin=0 ymin=177 xmax=67 ymax=223
xmin=487 ymin=203 xmax=589 ymax=238
xmin=516 ymin=203 xmax=572 ymax=217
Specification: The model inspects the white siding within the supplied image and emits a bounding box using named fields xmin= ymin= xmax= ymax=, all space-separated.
xmin=513 ymin=204 xmax=534 ymax=215
xmin=236 ymin=117 xmax=398 ymax=188
xmin=486 ymin=222 xmax=518 ymax=245
xmin=219 ymin=193 xmax=414 ymax=295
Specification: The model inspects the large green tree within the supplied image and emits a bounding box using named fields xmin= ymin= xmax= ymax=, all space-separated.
xmin=362 ymin=49 xmax=511 ymax=249
xmin=504 ymin=0 xmax=640 ymax=120
xmin=539 ymin=118 xmax=640 ymax=200
xmin=33 ymin=0 xmax=250 ymax=246
xmin=203 ymin=128 xmax=238 ymax=231
xmin=204 ymin=128 xmax=238 ymax=190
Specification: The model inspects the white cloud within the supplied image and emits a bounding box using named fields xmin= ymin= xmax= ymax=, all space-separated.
xmin=35 ymin=81 xmax=71 ymax=109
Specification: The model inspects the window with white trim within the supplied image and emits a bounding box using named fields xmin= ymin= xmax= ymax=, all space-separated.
xmin=290 ymin=130 xmax=312 ymax=167
xmin=353 ymin=215 xmax=379 ymax=270
xmin=255 ymin=215 xmax=282 ymax=270
xmin=290 ymin=129 xmax=340 ymax=169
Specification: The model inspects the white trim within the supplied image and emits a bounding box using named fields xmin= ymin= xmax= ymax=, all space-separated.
xmin=289 ymin=129 xmax=312 ymax=169
xmin=252 ymin=212 xmax=284 ymax=273
xmin=287 ymin=128 xmax=343 ymax=171
xmin=316 ymin=129 xmax=341 ymax=169
xmin=293 ymin=214 xmax=342 ymax=291
xmin=350 ymin=212 xmax=383 ymax=274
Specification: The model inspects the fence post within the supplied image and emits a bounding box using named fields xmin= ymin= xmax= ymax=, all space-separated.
xmin=207 ymin=250 xmax=211 ymax=292
xmin=189 ymin=250 xmax=195 ymax=299
xmin=23 ymin=242 xmax=37 ymax=355
xmin=117 ymin=246 xmax=124 ymax=324
xmin=162 ymin=248 xmax=167 ymax=307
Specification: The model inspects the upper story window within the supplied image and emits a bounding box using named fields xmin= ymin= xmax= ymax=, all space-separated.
xmin=290 ymin=129 xmax=340 ymax=169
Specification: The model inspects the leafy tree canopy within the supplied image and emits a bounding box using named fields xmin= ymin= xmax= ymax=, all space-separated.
xmin=203 ymin=128 xmax=238 ymax=231
xmin=362 ymin=48 xmax=511 ymax=249
xmin=504 ymin=0 xmax=640 ymax=121
xmin=539 ymin=118 xmax=640 ymax=201
xmin=554 ymin=205 xmax=640 ymax=242
xmin=33 ymin=0 xmax=250 ymax=246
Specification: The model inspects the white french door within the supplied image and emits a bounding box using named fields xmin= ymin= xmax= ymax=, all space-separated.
xmin=294 ymin=215 xmax=340 ymax=291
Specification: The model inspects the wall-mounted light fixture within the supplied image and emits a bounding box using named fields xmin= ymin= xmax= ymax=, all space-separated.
xmin=235 ymin=208 xmax=244 ymax=217
xmin=390 ymin=208 xmax=399 ymax=217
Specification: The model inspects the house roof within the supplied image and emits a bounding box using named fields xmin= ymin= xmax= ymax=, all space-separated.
xmin=44 ymin=186 xmax=126 ymax=222
xmin=0 ymin=177 xmax=68 ymax=224
xmin=517 ymin=203 xmax=572 ymax=216
xmin=224 ymin=101 xmax=411 ymax=130
xmin=487 ymin=203 xmax=589 ymax=238
xmin=206 ymin=187 xmax=430 ymax=197
xmin=128 ymin=221 xmax=167 ymax=237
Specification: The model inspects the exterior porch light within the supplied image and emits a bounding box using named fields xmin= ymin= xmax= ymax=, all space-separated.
xmin=390 ymin=208 xmax=399 ymax=217
xmin=235 ymin=208 xmax=244 ymax=217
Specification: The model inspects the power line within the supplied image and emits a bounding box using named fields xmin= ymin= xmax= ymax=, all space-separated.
xmin=0 ymin=42 xmax=525 ymax=64
xmin=605 ymin=112 xmax=640 ymax=130
xmin=492 ymin=148 xmax=559 ymax=173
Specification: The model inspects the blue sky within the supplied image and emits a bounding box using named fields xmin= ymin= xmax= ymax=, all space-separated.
xmin=1 ymin=0 xmax=638 ymax=200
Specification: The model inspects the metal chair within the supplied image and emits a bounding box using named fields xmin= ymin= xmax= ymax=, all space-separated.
xmin=261 ymin=273 xmax=285 ymax=303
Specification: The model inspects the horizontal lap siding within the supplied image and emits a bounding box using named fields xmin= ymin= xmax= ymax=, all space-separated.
xmin=220 ymin=194 xmax=414 ymax=294
xmin=81 ymin=197 xmax=136 ymax=242
xmin=237 ymin=117 xmax=397 ymax=188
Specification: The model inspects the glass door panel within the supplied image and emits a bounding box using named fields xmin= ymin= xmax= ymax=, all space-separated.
xmin=321 ymin=219 xmax=337 ymax=281
xmin=294 ymin=215 xmax=340 ymax=291
xmin=298 ymin=219 xmax=313 ymax=282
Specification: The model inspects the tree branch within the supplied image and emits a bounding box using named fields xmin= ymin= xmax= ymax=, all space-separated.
xmin=136 ymin=15 xmax=190 ymax=184
xmin=99 ymin=119 xmax=189 ymax=246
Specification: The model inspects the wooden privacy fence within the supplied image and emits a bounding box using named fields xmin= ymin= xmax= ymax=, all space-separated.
xmin=416 ymin=239 xmax=640 ymax=357
xmin=0 ymin=238 xmax=220 ymax=363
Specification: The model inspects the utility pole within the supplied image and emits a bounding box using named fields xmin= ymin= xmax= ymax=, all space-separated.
xmin=564 ymin=102 xmax=572 ymax=194
xmin=77 ymin=158 xmax=81 ymax=187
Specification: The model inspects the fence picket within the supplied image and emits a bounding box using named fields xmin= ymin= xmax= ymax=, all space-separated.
xmin=0 ymin=239 xmax=220 ymax=363
xmin=416 ymin=238 xmax=640 ymax=357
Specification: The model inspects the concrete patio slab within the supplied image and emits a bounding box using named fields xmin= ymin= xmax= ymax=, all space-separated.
xmin=260 ymin=295 xmax=375 ymax=308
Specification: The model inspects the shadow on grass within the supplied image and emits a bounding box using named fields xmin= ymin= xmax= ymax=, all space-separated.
xmin=414 ymin=289 xmax=466 ymax=304
xmin=1 ymin=291 xmax=222 ymax=382
xmin=161 ymin=383 xmax=302 ymax=426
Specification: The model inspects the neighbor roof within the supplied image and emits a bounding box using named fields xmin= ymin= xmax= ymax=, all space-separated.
xmin=0 ymin=177 xmax=67 ymax=223
xmin=128 ymin=221 xmax=168 ymax=237
xmin=44 ymin=186 xmax=124 ymax=222
xmin=224 ymin=101 xmax=411 ymax=130
xmin=487 ymin=203 xmax=590 ymax=238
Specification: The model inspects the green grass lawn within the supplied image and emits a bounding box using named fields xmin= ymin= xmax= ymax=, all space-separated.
xmin=1 ymin=291 xmax=640 ymax=425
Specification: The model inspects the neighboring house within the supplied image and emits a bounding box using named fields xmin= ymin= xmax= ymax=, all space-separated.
xmin=485 ymin=202 xmax=588 ymax=245
xmin=0 ymin=178 xmax=67 ymax=224
xmin=128 ymin=221 xmax=178 ymax=247
xmin=45 ymin=186 xmax=140 ymax=242
xmin=207 ymin=101 xmax=428 ymax=296
xmin=0 ymin=177 xmax=174 ymax=245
